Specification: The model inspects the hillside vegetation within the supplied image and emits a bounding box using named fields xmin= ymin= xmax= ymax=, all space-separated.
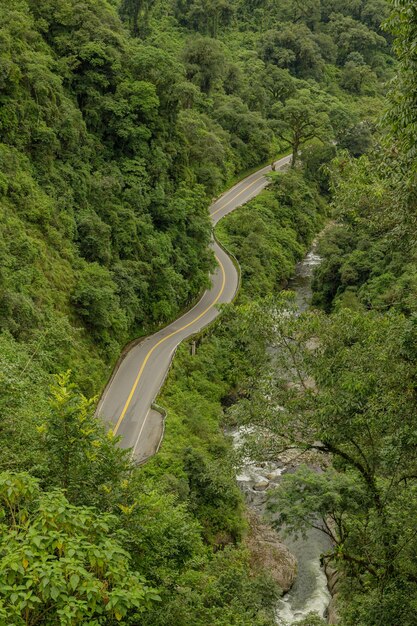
xmin=220 ymin=2 xmax=417 ymax=625
xmin=0 ymin=1 xmax=407 ymax=625
xmin=1 ymin=0 xmax=391 ymax=392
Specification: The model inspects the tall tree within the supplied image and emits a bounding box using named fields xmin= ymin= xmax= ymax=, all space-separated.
xmin=120 ymin=0 xmax=155 ymax=37
xmin=271 ymin=89 xmax=332 ymax=166
xmin=385 ymin=0 xmax=417 ymax=167
xmin=176 ymin=0 xmax=235 ymax=37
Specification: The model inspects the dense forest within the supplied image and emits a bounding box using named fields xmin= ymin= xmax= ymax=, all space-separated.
xmin=1 ymin=0 xmax=415 ymax=624
xmin=221 ymin=2 xmax=417 ymax=625
xmin=0 ymin=0 xmax=391 ymax=392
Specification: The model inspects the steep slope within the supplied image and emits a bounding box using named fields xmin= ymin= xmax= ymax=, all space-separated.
xmin=0 ymin=0 xmax=391 ymax=396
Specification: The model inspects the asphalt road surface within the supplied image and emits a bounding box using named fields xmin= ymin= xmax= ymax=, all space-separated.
xmin=97 ymin=154 xmax=292 ymax=461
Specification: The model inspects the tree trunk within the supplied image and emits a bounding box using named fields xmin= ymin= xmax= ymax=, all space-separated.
xmin=291 ymin=142 xmax=298 ymax=168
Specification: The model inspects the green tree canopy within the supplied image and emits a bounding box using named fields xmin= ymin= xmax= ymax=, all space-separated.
xmin=271 ymin=88 xmax=332 ymax=166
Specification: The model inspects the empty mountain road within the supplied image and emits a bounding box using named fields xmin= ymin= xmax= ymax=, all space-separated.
xmin=97 ymin=154 xmax=291 ymax=461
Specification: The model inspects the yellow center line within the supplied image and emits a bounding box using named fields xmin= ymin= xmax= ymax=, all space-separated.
xmin=113 ymin=164 xmax=278 ymax=435
xmin=113 ymin=255 xmax=227 ymax=435
xmin=210 ymin=175 xmax=265 ymax=217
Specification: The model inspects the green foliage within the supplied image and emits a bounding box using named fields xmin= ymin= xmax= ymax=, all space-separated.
xmin=0 ymin=0 xmax=398 ymax=623
xmin=175 ymin=0 xmax=235 ymax=38
xmin=184 ymin=35 xmax=228 ymax=94
xmin=259 ymin=10 xmax=417 ymax=623
xmin=231 ymin=296 xmax=417 ymax=623
xmin=0 ymin=0 xmax=390 ymax=400
xmin=139 ymin=545 xmax=279 ymax=626
xmin=0 ymin=333 xmax=49 ymax=475
xmin=134 ymin=312 xmax=281 ymax=625
xmin=0 ymin=340 xmax=279 ymax=624
xmin=341 ymin=53 xmax=378 ymax=95
xmin=142 ymin=334 xmax=245 ymax=544
xmin=117 ymin=485 xmax=205 ymax=584
xmin=72 ymin=263 xmax=128 ymax=346
xmin=184 ymin=447 xmax=244 ymax=544
xmin=301 ymin=141 xmax=337 ymax=193
xmin=41 ymin=372 xmax=131 ymax=509
xmin=0 ymin=472 xmax=159 ymax=625
xmin=260 ymin=24 xmax=325 ymax=79
xmin=327 ymin=11 xmax=387 ymax=64
xmin=384 ymin=0 xmax=417 ymax=164
xmin=271 ymin=88 xmax=333 ymax=166
xmin=294 ymin=614 xmax=327 ymax=626
xmin=312 ymin=152 xmax=417 ymax=312
xmin=218 ymin=170 xmax=326 ymax=298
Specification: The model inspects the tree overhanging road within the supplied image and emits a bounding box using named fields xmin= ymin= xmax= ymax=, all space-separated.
xmin=97 ymin=154 xmax=291 ymax=461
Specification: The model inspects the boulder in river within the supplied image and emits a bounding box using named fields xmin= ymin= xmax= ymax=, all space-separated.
xmin=265 ymin=468 xmax=286 ymax=482
xmin=253 ymin=478 xmax=269 ymax=491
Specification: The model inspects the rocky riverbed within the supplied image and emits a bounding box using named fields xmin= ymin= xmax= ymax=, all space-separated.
xmin=232 ymin=434 xmax=332 ymax=624
xmin=233 ymin=235 xmax=333 ymax=624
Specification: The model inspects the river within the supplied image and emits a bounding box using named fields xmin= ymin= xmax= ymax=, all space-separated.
xmin=233 ymin=237 xmax=332 ymax=625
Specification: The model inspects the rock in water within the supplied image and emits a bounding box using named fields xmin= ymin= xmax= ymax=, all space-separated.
xmin=253 ymin=478 xmax=269 ymax=491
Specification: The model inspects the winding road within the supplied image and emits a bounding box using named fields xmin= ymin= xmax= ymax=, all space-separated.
xmin=97 ymin=154 xmax=291 ymax=461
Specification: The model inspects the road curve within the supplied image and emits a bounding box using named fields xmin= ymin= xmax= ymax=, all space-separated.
xmin=97 ymin=154 xmax=291 ymax=461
